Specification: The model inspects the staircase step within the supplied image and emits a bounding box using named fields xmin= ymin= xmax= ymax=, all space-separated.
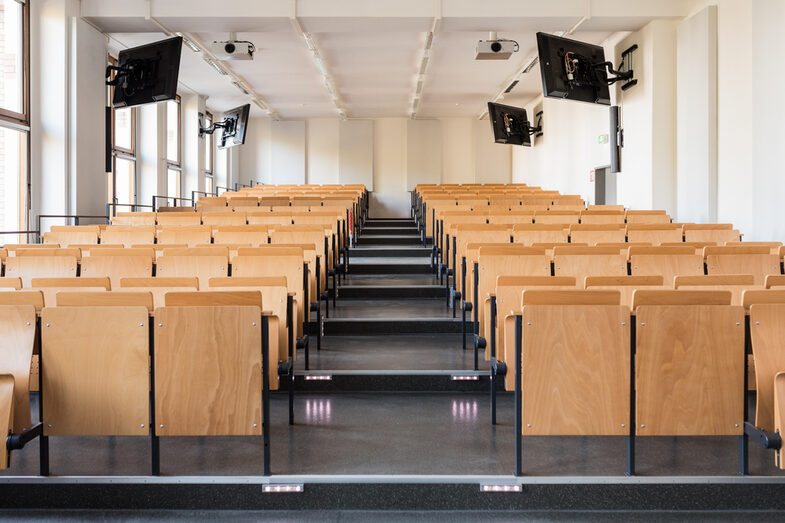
xmin=350 ymin=247 xmax=432 ymax=257
xmin=282 ymin=370 xmax=497 ymax=392
xmin=364 ymin=219 xmax=415 ymax=227
xmin=323 ymin=317 xmax=471 ymax=335
xmin=349 ymin=262 xmax=432 ymax=275
xmin=358 ymin=235 xmax=428 ymax=246
xmin=339 ymin=285 xmax=445 ymax=299
xmin=359 ymin=227 xmax=419 ymax=235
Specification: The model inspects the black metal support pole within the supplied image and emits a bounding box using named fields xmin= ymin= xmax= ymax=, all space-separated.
xmin=149 ymin=322 xmax=160 ymax=476
xmin=452 ymin=236 xmax=458 ymax=311
xmin=287 ymin=295 xmax=295 ymax=426
xmin=473 ymin=262 xmax=479 ymax=371
xmin=627 ymin=319 xmax=636 ymax=476
xmin=514 ymin=315 xmax=523 ymax=477
xmin=444 ymin=235 xmax=450 ymax=304
xmin=741 ymin=315 xmax=751 ymax=475
xmin=461 ymin=256 xmax=467 ymax=349
xmin=38 ymin=317 xmax=49 ymax=476
xmin=262 ymin=315 xmax=271 ymax=477
xmin=303 ymin=263 xmax=310 ymax=370
xmin=490 ymin=295 xmax=497 ymax=426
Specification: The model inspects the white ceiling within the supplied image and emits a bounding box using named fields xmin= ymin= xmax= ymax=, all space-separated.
xmin=93 ymin=0 xmax=699 ymax=120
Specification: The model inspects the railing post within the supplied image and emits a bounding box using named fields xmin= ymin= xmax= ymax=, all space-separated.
xmin=514 ymin=314 xmax=522 ymax=477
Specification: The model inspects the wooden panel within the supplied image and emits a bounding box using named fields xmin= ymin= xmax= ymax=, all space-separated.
xmin=629 ymin=250 xmax=704 ymax=286
xmin=156 ymin=255 xmax=228 ymax=289
xmin=161 ymin=246 xmax=230 ymax=258
xmin=765 ymin=275 xmax=785 ymax=289
xmin=55 ymin=291 xmax=154 ymax=311
xmin=0 ymin=305 xmax=36 ymax=432
xmin=227 ymin=197 xmax=260 ymax=209
xmin=43 ymin=230 xmax=99 ymax=246
xmin=584 ymin=276 xmax=666 ymax=308
xmin=0 ymin=374 xmax=12 ymax=468
xmin=625 ymin=211 xmax=671 ymax=224
xmin=635 ymin=304 xmax=745 ymax=435
xmin=706 ymin=252 xmax=780 ymax=285
xmin=776 ymin=373 xmax=785 ymax=469
xmin=247 ymin=214 xmax=294 ymax=226
xmin=81 ymin=255 xmax=153 ymax=288
xmin=521 ymin=290 xmax=621 ymax=306
xmin=685 ymin=229 xmax=741 ymax=243
xmin=41 ymin=307 xmax=149 ymax=436
xmin=749 ymin=304 xmax=785 ymax=432
xmin=0 ymin=277 xmax=22 ymax=290
xmin=522 ymin=305 xmax=630 ymax=435
xmin=100 ymin=227 xmax=156 ymax=247
xmin=626 ymin=225 xmax=683 ymax=245
xmin=156 ymin=226 xmax=212 ymax=247
xmin=675 ymin=275 xmax=758 ymax=306
xmin=15 ymin=248 xmax=80 ymax=258
xmin=154 ymin=306 xmax=262 ymax=436
xmin=579 ymin=211 xmax=626 ymax=225
xmin=512 ymin=224 xmax=569 ymax=245
xmin=156 ymin=213 xmax=202 ymax=226
xmin=214 ymin=229 xmax=268 ymax=247
xmin=119 ymin=277 xmax=200 ymax=308
xmin=164 ymin=291 xmax=262 ymax=307
xmin=553 ymin=248 xmax=627 ymax=283
xmin=569 ymin=225 xmax=626 ymax=245
xmin=201 ymin=212 xmax=247 ymax=226
xmin=533 ymin=211 xmax=580 ymax=224
xmin=4 ymin=256 xmax=78 ymax=287
xmin=112 ymin=212 xmax=157 ymax=226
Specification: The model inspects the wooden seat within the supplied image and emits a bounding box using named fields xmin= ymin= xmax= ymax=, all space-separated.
xmin=195 ymin=197 xmax=228 ymax=211
xmin=156 ymin=226 xmax=212 ymax=247
xmin=156 ymin=249 xmax=228 ymax=289
xmin=553 ymin=246 xmax=628 ymax=284
xmin=725 ymin=241 xmax=782 ymax=255
xmin=674 ymin=275 xmax=758 ymax=305
xmin=227 ymin=197 xmax=260 ymax=210
xmin=705 ymin=246 xmax=781 ymax=285
xmin=3 ymin=244 xmax=60 ymax=257
xmin=31 ymin=277 xmax=111 ymax=306
xmin=201 ymin=211 xmax=247 ymax=226
xmin=41 ymin=294 xmax=151 ymax=439
xmin=154 ymin=292 xmax=265 ymax=437
xmin=533 ymin=210 xmax=580 ymax=225
xmin=569 ymin=224 xmax=626 ymax=245
xmin=119 ymin=277 xmax=200 ymax=308
xmin=625 ymin=210 xmax=671 ymax=224
xmin=517 ymin=290 xmax=629 ymax=449
xmin=487 ymin=211 xmax=534 ymax=225
xmin=626 ymin=224 xmax=682 ymax=245
xmin=765 ymin=275 xmax=785 ymax=289
xmin=5 ymin=254 xmax=78 ymax=287
xmin=629 ymin=246 xmax=704 ymax=286
xmin=512 ymin=224 xmax=569 ymax=245
xmin=43 ymin=226 xmax=100 ymax=246
xmin=111 ymin=212 xmax=157 ymax=226
xmin=0 ymin=277 xmax=22 ymax=291
xmin=246 ymin=211 xmax=294 ymax=226
xmin=79 ymin=248 xmax=154 ymax=288
xmin=156 ymin=212 xmax=202 ymax=226
xmin=632 ymin=290 xmax=743 ymax=436
xmin=584 ymin=275 xmax=665 ymax=308
xmin=683 ymin=224 xmax=740 ymax=243
xmin=579 ymin=210 xmax=625 ymax=225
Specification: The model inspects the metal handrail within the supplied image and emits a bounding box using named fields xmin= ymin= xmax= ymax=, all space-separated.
xmin=215 ymin=185 xmax=231 ymax=196
xmin=151 ymin=195 xmax=194 ymax=212
xmin=105 ymin=202 xmax=154 ymax=219
xmin=190 ymin=190 xmax=216 ymax=208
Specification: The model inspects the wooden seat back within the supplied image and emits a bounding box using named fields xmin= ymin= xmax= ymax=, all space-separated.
xmin=553 ymin=246 xmax=628 ymax=284
xmin=5 ymin=255 xmax=78 ymax=287
xmin=512 ymin=224 xmax=569 ymax=245
xmin=99 ymin=226 xmax=156 ymax=247
xmin=533 ymin=210 xmax=581 ymax=225
xmin=569 ymin=224 xmax=626 ymax=245
xmin=213 ymin=225 xmax=269 ymax=247
xmin=119 ymin=277 xmax=200 ymax=308
xmin=31 ymin=277 xmax=111 ymax=306
xmin=227 ymin=197 xmax=261 ymax=210
xmin=80 ymin=249 xmax=154 ymax=288
xmin=682 ymin=223 xmax=740 ymax=243
xmin=201 ymin=211 xmax=247 ymax=226
xmin=629 ymin=246 xmax=704 ymax=286
xmin=674 ymin=274 xmax=758 ymax=305
xmin=43 ymin=226 xmax=100 ymax=246
xmin=584 ymin=275 xmax=665 ymax=308
xmin=625 ymin=210 xmax=671 ymax=224
xmin=705 ymin=246 xmax=781 ymax=285
xmin=155 ymin=212 xmax=202 ymax=226
xmin=156 ymin=251 xmax=228 ymax=289
xmin=0 ymin=277 xmax=21 ymax=290
xmin=579 ymin=210 xmax=625 ymax=225
xmin=626 ymin=224 xmax=683 ymax=245
xmin=632 ymin=290 xmax=743 ymax=436
xmin=111 ymin=212 xmax=156 ymax=226
xmin=156 ymin=226 xmax=212 ymax=247
xmin=0 ymin=304 xmax=36 ymax=437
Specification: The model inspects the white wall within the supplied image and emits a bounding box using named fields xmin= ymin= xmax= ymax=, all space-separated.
xmin=406 ymin=119 xmax=442 ymax=191
xmin=676 ymin=6 xmax=718 ymax=223
xmin=441 ymin=118 xmax=474 ymax=184
xmin=306 ymin=118 xmax=339 ymax=185
xmin=339 ymin=120 xmax=374 ymax=188
xmin=270 ymin=120 xmax=305 ymax=185
xmin=373 ymin=118 xmax=408 ymax=217
xmin=137 ymin=102 xmax=166 ymax=207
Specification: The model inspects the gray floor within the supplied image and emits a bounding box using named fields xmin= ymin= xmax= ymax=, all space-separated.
xmin=3 ymin=392 xmax=785 ymax=477
xmin=301 ymin=334 xmax=486 ymax=370
xmin=328 ymin=298 xmax=453 ymax=319
xmin=340 ymin=274 xmax=441 ymax=286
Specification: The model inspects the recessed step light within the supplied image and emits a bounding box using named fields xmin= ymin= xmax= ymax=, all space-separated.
xmin=480 ymin=484 xmax=522 ymax=493
xmin=305 ymin=375 xmax=333 ymax=381
xmin=264 ymin=484 xmax=304 ymax=493
xmin=451 ymin=374 xmax=479 ymax=381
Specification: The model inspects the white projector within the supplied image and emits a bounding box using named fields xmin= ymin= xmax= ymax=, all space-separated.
xmin=475 ymin=40 xmax=517 ymax=60
xmin=210 ymin=41 xmax=255 ymax=60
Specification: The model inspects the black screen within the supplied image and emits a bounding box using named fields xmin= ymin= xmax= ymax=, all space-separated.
xmin=219 ymin=104 xmax=251 ymax=149
xmin=487 ymin=102 xmax=531 ymax=147
xmin=112 ymin=36 xmax=182 ymax=108
xmin=536 ymin=32 xmax=611 ymax=105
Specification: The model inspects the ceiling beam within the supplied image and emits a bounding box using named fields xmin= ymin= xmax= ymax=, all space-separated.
xmin=289 ymin=5 xmax=347 ymax=120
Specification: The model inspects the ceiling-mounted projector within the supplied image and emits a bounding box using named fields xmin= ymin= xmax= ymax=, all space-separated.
xmin=210 ymin=40 xmax=255 ymax=60
xmin=475 ymin=32 xmax=519 ymax=60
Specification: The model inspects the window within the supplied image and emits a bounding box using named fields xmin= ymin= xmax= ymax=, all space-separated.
xmin=204 ymin=111 xmax=214 ymax=195
xmin=166 ymin=95 xmax=181 ymax=204
xmin=107 ymin=55 xmax=136 ymax=208
xmin=0 ymin=0 xmax=29 ymax=239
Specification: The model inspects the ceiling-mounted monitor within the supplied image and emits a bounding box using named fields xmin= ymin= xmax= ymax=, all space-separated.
xmin=536 ymin=32 xmax=611 ymax=105
xmin=217 ymin=104 xmax=250 ymax=149
xmin=487 ymin=102 xmax=539 ymax=147
xmin=108 ymin=36 xmax=182 ymax=108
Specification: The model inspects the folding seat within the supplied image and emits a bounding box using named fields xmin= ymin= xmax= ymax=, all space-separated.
xmin=155 ymin=212 xmax=202 ymax=226
xmin=487 ymin=211 xmax=534 ymax=225
xmin=195 ymin=197 xmax=227 ymax=211
xmin=579 ymin=210 xmax=625 ymax=225
xmin=81 ymin=248 xmax=154 ymax=288
xmin=533 ymin=210 xmax=580 ymax=225
xmin=156 ymin=225 xmax=212 ymax=247
xmin=227 ymin=197 xmax=261 ymax=210
xmin=512 ymin=224 xmax=569 ymax=245
xmin=43 ymin=226 xmax=100 ymax=246
xmin=629 ymin=246 xmax=704 ymax=286
xmin=0 ymin=291 xmax=41 ymax=469
xmin=532 ymin=242 xmax=585 ymax=258
xmin=632 ymin=290 xmax=743 ymax=448
xmin=661 ymin=241 xmax=716 ymax=251
xmin=260 ymin=196 xmax=291 ymax=208
xmin=553 ymin=246 xmax=628 ymax=284
xmin=625 ymin=210 xmax=671 ymax=224
xmin=111 ymin=212 xmax=156 ymax=226
xmin=247 ymin=211 xmax=294 ymax=227
xmin=705 ymin=245 xmax=781 ymax=285
xmin=0 ymin=277 xmax=22 ymax=290
xmin=39 ymin=291 xmax=153 ymax=473
xmin=674 ymin=274 xmax=758 ymax=305
xmin=506 ymin=290 xmax=630 ymax=473
xmin=201 ymin=211 xmax=247 ymax=226
xmin=5 ymin=250 xmax=79 ymax=287
xmin=584 ymin=275 xmax=665 ymax=308
xmin=765 ymin=275 xmax=785 ymax=289
xmin=626 ymin=224 xmax=682 ymax=244
xmin=569 ymin=224 xmax=626 ymax=245
xmin=291 ymin=197 xmax=323 ymax=207
xmin=270 ymin=225 xmax=333 ymax=299
xmin=31 ymin=277 xmax=111 ymax=306
xmin=119 ymin=277 xmax=199 ymax=308
xmin=100 ymin=225 xmax=156 ymax=247
xmin=213 ymin=225 xmax=269 ymax=247
xmin=725 ymin=241 xmax=782 ymax=254
xmin=3 ymin=244 xmax=61 ymax=256
xmin=156 ymin=247 xmax=229 ymax=289
xmin=451 ymin=225 xmax=512 ymax=308
xmin=683 ymin=223 xmax=741 ymax=243
xmin=587 ymin=205 xmax=625 ymax=212
xmin=132 ymin=244 xmax=187 ymax=261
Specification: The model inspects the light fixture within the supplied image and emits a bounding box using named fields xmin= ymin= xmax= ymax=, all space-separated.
xmin=419 ymin=56 xmax=429 ymax=75
xmin=304 ymin=375 xmax=332 ymax=381
xmin=424 ymin=31 xmax=434 ymax=50
xmin=175 ymin=32 xmax=201 ymax=53
xmin=451 ymin=374 xmax=479 ymax=381
xmin=263 ymin=484 xmax=304 ymax=493
xmin=303 ymin=33 xmax=317 ymax=52
xmin=232 ymin=81 xmax=249 ymax=95
xmin=480 ymin=484 xmax=522 ymax=493
xmin=203 ymin=56 xmax=228 ymax=75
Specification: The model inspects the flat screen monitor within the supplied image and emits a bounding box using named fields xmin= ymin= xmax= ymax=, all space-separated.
xmin=536 ymin=32 xmax=611 ymax=105
xmin=487 ymin=102 xmax=531 ymax=146
xmin=218 ymin=104 xmax=251 ymax=149
xmin=112 ymin=36 xmax=182 ymax=108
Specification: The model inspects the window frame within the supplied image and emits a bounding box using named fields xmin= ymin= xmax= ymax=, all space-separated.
xmin=0 ymin=0 xmax=29 ymax=128
xmin=166 ymin=94 xmax=182 ymax=202
xmin=107 ymin=54 xmax=137 ymax=206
